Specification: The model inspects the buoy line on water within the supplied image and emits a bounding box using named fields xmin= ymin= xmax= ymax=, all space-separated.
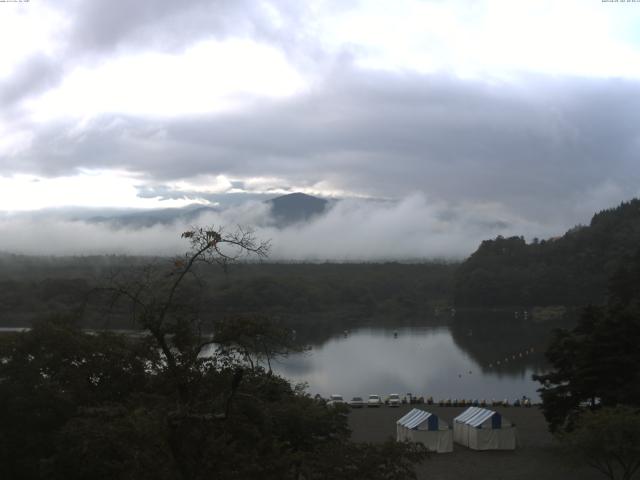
xmin=487 ymin=346 xmax=536 ymax=369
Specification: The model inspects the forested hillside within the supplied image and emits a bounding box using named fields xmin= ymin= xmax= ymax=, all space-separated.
xmin=0 ymin=258 xmax=455 ymax=328
xmin=454 ymin=199 xmax=640 ymax=307
xmin=4 ymin=199 xmax=640 ymax=321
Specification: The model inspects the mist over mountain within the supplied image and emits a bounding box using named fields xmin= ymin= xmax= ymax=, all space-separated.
xmin=85 ymin=205 xmax=220 ymax=228
xmin=0 ymin=192 xmax=555 ymax=259
xmin=79 ymin=192 xmax=329 ymax=229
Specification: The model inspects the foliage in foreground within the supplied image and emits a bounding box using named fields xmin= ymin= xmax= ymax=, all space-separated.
xmin=535 ymin=250 xmax=640 ymax=432
xmin=0 ymin=227 xmax=427 ymax=480
xmin=0 ymin=317 xmax=427 ymax=480
xmin=561 ymin=407 xmax=640 ymax=480
xmin=535 ymin=250 xmax=640 ymax=479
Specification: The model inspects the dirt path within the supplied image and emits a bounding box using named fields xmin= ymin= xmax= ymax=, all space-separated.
xmin=348 ymin=405 xmax=601 ymax=480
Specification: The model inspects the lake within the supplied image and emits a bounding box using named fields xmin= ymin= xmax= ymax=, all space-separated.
xmin=273 ymin=318 xmax=551 ymax=402
xmin=0 ymin=313 xmax=556 ymax=402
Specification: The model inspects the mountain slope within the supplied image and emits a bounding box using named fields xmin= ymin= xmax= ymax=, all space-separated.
xmin=266 ymin=192 xmax=329 ymax=226
xmin=82 ymin=193 xmax=330 ymax=229
xmin=454 ymin=198 xmax=640 ymax=307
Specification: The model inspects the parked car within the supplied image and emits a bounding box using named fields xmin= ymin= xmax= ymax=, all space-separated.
xmin=327 ymin=394 xmax=345 ymax=406
xmin=349 ymin=396 xmax=365 ymax=408
xmin=387 ymin=393 xmax=401 ymax=407
xmin=367 ymin=394 xmax=383 ymax=407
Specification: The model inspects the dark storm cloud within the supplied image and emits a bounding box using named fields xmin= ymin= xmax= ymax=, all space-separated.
xmin=8 ymin=68 xmax=640 ymax=228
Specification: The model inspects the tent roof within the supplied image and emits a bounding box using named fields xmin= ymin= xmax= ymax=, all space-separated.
xmin=454 ymin=407 xmax=499 ymax=427
xmin=454 ymin=406 xmax=482 ymax=423
xmin=397 ymin=409 xmax=435 ymax=429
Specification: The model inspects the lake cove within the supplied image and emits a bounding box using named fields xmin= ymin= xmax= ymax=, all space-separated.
xmin=274 ymin=317 xmax=552 ymax=402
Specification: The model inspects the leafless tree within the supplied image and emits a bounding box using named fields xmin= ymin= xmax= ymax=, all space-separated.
xmin=99 ymin=225 xmax=269 ymax=382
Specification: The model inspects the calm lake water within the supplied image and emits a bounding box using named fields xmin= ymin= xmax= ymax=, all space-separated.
xmin=1 ymin=314 xmax=556 ymax=402
xmin=273 ymin=321 xmax=550 ymax=402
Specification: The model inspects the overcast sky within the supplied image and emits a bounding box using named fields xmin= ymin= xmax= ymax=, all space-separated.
xmin=1 ymin=0 xmax=640 ymax=256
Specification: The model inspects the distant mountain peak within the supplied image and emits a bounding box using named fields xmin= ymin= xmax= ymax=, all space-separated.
xmin=276 ymin=192 xmax=312 ymax=199
xmin=267 ymin=192 xmax=329 ymax=226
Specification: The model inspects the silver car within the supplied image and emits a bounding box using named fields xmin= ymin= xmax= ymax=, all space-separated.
xmin=387 ymin=393 xmax=401 ymax=407
xmin=327 ymin=394 xmax=345 ymax=407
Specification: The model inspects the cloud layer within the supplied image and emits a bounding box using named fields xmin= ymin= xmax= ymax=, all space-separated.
xmin=1 ymin=0 xmax=640 ymax=253
xmin=5 ymin=70 xmax=639 ymax=227
xmin=0 ymin=195 xmax=557 ymax=259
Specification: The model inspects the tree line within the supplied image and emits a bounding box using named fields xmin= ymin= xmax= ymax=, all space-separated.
xmin=0 ymin=259 xmax=456 ymax=329
xmin=0 ymin=227 xmax=429 ymax=480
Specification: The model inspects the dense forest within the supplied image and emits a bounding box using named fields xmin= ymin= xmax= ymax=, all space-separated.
xmin=3 ymin=198 xmax=640 ymax=329
xmin=0 ymin=228 xmax=429 ymax=480
xmin=0 ymin=257 xmax=456 ymax=330
xmin=454 ymin=199 xmax=640 ymax=308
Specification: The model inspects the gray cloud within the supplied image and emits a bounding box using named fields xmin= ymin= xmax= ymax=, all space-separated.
xmin=1 ymin=1 xmax=639 ymax=245
xmin=6 ymin=69 xmax=640 ymax=230
xmin=67 ymin=0 xmax=272 ymax=53
xmin=0 ymin=54 xmax=63 ymax=107
xmin=0 ymin=194 xmax=553 ymax=259
xmin=81 ymin=0 xmax=349 ymax=67
xmin=135 ymin=184 xmax=277 ymax=207
xmin=0 ymin=0 xmax=328 ymax=112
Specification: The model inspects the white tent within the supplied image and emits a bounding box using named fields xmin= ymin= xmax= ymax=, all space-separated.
xmin=396 ymin=409 xmax=453 ymax=453
xmin=453 ymin=407 xmax=516 ymax=450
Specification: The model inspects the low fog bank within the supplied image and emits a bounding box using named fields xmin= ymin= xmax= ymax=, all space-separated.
xmin=0 ymin=194 xmax=559 ymax=260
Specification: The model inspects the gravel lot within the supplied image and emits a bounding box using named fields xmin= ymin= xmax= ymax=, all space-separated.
xmin=348 ymin=405 xmax=602 ymax=480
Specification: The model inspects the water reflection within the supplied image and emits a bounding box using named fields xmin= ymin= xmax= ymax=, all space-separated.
xmin=0 ymin=315 xmax=557 ymax=402
xmin=275 ymin=320 xmax=552 ymax=401
xmin=449 ymin=312 xmax=551 ymax=377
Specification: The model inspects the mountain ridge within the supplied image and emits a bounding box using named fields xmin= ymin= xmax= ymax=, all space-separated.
xmin=454 ymin=198 xmax=640 ymax=307
xmin=82 ymin=192 xmax=330 ymax=228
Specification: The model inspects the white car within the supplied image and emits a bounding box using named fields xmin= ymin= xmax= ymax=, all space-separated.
xmin=387 ymin=393 xmax=401 ymax=407
xmin=327 ymin=394 xmax=345 ymax=406
xmin=367 ymin=394 xmax=383 ymax=407
xmin=349 ymin=396 xmax=365 ymax=408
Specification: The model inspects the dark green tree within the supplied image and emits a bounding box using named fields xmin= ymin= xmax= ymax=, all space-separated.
xmin=535 ymin=250 xmax=640 ymax=432
xmin=561 ymin=406 xmax=640 ymax=480
xmin=0 ymin=316 xmax=161 ymax=480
